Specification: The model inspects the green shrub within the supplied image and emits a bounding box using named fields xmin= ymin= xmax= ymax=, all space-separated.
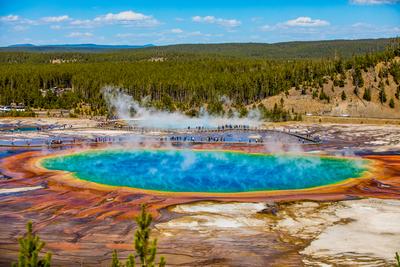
xmin=111 ymin=205 xmax=166 ymax=267
xmin=0 ymin=110 xmax=36 ymax=117
xmin=363 ymin=87 xmax=371 ymax=101
xmin=12 ymin=221 xmax=52 ymax=267
xmin=395 ymin=252 xmax=400 ymax=267
xmin=389 ymin=98 xmax=395 ymax=109
xmin=341 ymin=90 xmax=347 ymax=101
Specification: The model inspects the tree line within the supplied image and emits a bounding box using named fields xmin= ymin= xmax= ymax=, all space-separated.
xmin=0 ymin=39 xmax=399 ymax=120
xmin=0 ymin=38 xmax=396 ymax=62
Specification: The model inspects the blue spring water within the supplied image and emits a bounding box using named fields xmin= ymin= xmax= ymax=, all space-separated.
xmin=41 ymin=149 xmax=368 ymax=193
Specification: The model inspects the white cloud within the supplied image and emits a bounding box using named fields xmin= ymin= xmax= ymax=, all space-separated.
xmin=0 ymin=15 xmax=37 ymax=27
xmin=95 ymin=11 xmax=149 ymax=22
xmin=116 ymin=32 xmax=164 ymax=38
xmin=67 ymin=10 xmax=159 ymax=28
xmin=13 ymin=25 xmax=28 ymax=31
xmin=70 ymin=19 xmax=93 ymax=28
xmin=114 ymin=29 xmax=224 ymax=43
xmin=283 ymin=17 xmax=330 ymax=27
xmin=187 ymin=30 xmax=203 ymax=36
xmin=350 ymin=0 xmax=399 ymax=4
xmin=1 ymin=14 xmax=69 ymax=26
xmin=41 ymin=15 xmax=70 ymax=23
xmin=260 ymin=24 xmax=272 ymax=31
xmin=66 ymin=32 xmax=93 ymax=38
xmin=94 ymin=10 xmax=159 ymax=26
xmin=251 ymin=17 xmax=263 ymax=23
xmin=171 ymin=28 xmax=183 ymax=33
xmin=50 ymin=25 xmax=62 ymax=30
xmin=256 ymin=18 xmax=399 ymax=42
xmin=0 ymin=14 xmax=19 ymax=22
xmin=349 ymin=22 xmax=400 ymax=35
xmin=352 ymin=22 xmax=372 ymax=28
xmin=116 ymin=33 xmax=135 ymax=38
xmin=185 ymin=31 xmax=223 ymax=37
xmin=192 ymin=15 xmax=241 ymax=28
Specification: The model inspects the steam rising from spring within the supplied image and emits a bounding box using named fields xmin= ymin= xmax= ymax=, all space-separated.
xmin=102 ymin=86 xmax=263 ymax=129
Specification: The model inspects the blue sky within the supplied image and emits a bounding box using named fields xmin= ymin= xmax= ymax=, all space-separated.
xmin=0 ymin=0 xmax=399 ymax=46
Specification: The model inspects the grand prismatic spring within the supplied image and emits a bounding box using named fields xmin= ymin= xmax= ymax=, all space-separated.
xmin=1 ymin=125 xmax=400 ymax=266
xmin=41 ymin=149 xmax=368 ymax=193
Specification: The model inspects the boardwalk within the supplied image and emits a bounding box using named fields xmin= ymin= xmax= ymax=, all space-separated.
xmin=0 ymin=123 xmax=321 ymax=148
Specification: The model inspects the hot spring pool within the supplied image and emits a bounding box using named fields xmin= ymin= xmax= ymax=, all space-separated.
xmin=41 ymin=149 xmax=368 ymax=193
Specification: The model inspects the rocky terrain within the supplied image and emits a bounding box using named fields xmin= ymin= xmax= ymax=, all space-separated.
xmin=262 ymin=58 xmax=400 ymax=119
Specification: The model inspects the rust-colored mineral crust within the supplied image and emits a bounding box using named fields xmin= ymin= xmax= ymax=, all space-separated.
xmin=0 ymin=145 xmax=399 ymax=266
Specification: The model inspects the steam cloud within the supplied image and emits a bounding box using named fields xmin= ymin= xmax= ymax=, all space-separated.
xmin=102 ymin=86 xmax=263 ymax=129
xmin=101 ymin=86 xmax=363 ymax=170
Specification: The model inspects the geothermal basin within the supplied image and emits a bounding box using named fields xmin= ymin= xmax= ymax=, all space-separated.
xmin=40 ymin=149 xmax=369 ymax=193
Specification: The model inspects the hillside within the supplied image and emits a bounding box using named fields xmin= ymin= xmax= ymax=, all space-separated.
xmin=260 ymin=57 xmax=400 ymax=119
xmin=143 ymin=38 xmax=396 ymax=59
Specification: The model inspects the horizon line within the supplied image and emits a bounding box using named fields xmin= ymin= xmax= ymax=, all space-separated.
xmin=2 ymin=36 xmax=399 ymax=48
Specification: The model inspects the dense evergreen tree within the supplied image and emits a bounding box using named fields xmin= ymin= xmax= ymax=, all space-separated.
xmin=389 ymin=62 xmax=400 ymax=84
xmin=112 ymin=205 xmax=165 ymax=267
xmin=354 ymin=86 xmax=359 ymax=97
xmin=352 ymin=66 xmax=364 ymax=88
xmin=341 ymin=91 xmax=347 ymax=101
xmin=379 ymin=82 xmax=387 ymax=104
xmin=389 ymin=98 xmax=395 ymax=108
xmin=111 ymin=250 xmax=123 ymax=267
xmin=12 ymin=221 xmax=52 ymax=267
xmin=363 ymin=87 xmax=371 ymax=101
xmin=319 ymin=89 xmax=330 ymax=102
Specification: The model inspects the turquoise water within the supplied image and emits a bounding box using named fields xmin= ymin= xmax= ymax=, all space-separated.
xmin=42 ymin=149 xmax=367 ymax=193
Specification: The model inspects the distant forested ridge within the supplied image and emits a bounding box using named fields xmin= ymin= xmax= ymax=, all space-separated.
xmin=0 ymin=38 xmax=399 ymax=119
xmin=0 ymin=38 xmax=396 ymax=61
